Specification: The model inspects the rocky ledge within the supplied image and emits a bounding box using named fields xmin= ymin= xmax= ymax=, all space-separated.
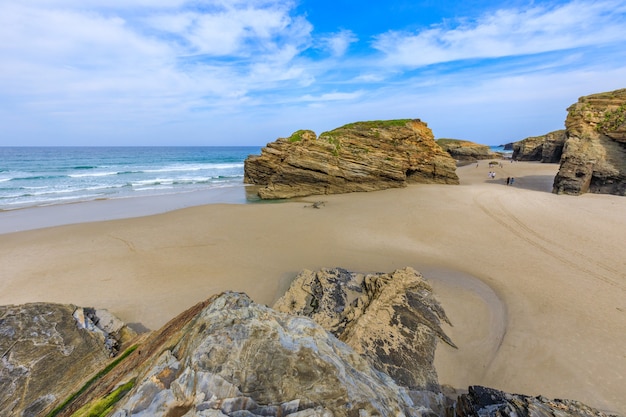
xmin=553 ymin=88 xmax=626 ymax=196
xmin=511 ymin=130 xmax=566 ymax=163
xmin=436 ymin=139 xmax=498 ymax=162
xmin=244 ymin=119 xmax=459 ymax=199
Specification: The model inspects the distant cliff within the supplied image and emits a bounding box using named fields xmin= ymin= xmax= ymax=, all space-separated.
xmin=436 ymin=138 xmax=498 ymax=161
xmin=553 ymin=89 xmax=626 ymax=196
xmin=244 ymin=119 xmax=459 ymax=199
xmin=512 ymin=130 xmax=566 ymax=163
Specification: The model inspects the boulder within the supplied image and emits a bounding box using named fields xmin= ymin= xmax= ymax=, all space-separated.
xmin=110 ymin=292 xmax=445 ymax=417
xmin=273 ymin=267 xmax=456 ymax=392
xmin=453 ymin=386 xmax=619 ymax=417
xmin=244 ymin=119 xmax=459 ymax=199
xmin=511 ymin=130 xmax=566 ymax=162
xmin=0 ymin=303 xmax=135 ymax=417
xmin=436 ymin=139 xmax=498 ymax=161
xmin=553 ymin=89 xmax=626 ymax=195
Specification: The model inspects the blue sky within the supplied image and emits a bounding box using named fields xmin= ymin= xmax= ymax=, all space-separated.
xmin=1 ymin=0 xmax=625 ymax=146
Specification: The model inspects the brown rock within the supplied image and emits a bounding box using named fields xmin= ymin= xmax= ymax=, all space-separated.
xmin=553 ymin=89 xmax=626 ymax=195
xmin=244 ymin=119 xmax=459 ymax=199
xmin=437 ymin=139 xmax=498 ymax=161
xmin=512 ymin=130 xmax=566 ymax=163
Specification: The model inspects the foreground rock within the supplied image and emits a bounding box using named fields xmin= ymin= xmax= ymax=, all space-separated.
xmin=244 ymin=119 xmax=459 ymax=199
xmin=436 ymin=139 xmax=498 ymax=162
xmin=453 ymin=386 xmax=619 ymax=417
xmin=1 ymin=289 xmax=620 ymax=417
xmin=553 ymin=88 xmax=626 ymax=195
xmin=274 ymin=267 xmax=455 ymax=392
xmin=0 ymin=303 xmax=135 ymax=416
xmin=512 ymin=130 xmax=566 ymax=162
xmin=110 ymin=292 xmax=443 ymax=417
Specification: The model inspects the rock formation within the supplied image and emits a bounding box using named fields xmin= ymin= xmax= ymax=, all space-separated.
xmin=0 ymin=303 xmax=135 ymax=417
xmin=110 ymin=292 xmax=443 ymax=417
xmin=436 ymin=139 xmax=498 ymax=161
xmin=244 ymin=119 xmax=459 ymax=199
xmin=453 ymin=386 xmax=618 ymax=417
xmin=273 ymin=267 xmax=455 ymax=392
xmin=1 ymin=288 xmax=620 ymax=417
xmin=553 ymin=89 xmax=626 ymax=195
xmin=511 ymin=130 xmax=566 ymax=163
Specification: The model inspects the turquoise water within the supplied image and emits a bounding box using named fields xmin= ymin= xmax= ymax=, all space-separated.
xmin=0 ymin=147 xmax=261 ymax=210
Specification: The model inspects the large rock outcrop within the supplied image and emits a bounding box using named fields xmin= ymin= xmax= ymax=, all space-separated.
xmin=512 ymin=130 xmax=566 ymax=162
xmin=0 ymin=303 xmax=135 ymax=417
xmin=244 ymin=119 xmax=459 ymax=199
xmin=436 ymin=139 xmax=498 ymax=161
xmin=553 ymin=89 xmax=626 ymax=195
xmin=110 ymin=292 xmax=444 ymax=417
xmin=1 ymin=288 xmax=620 ymax=417
xmin=273 ymin=267 xmax=455 ymax=392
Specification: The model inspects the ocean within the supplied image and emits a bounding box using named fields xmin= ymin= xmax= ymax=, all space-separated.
xmin=0 ymin=146 xmax=261 ymax=211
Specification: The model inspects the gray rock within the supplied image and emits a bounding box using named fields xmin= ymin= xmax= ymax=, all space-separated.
xmin=274 ymin=267 xmax=456 ymax=392
xmin=111 ymin=292 xmax=435 ymax=417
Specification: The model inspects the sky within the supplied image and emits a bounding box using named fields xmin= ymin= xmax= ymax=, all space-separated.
xmin=1 ymin=0 xmax=626 ymax=146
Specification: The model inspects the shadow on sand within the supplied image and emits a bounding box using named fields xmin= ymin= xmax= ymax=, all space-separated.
xmin=487 ymin=175 xmax=556 ymax=193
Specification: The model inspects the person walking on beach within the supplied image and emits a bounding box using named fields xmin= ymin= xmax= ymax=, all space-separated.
xmin=506 ymin=177 xmax=510 ymax=185
xmin=510 ymin=177 xmax=515 ymax=186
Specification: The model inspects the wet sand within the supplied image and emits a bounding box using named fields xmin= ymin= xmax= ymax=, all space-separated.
xmin=1 ymin=161 xmax=625 ymax=414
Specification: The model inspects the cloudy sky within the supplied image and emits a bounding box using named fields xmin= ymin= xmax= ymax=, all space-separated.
xmin=2 ymin=0 xmax=625 ymax=146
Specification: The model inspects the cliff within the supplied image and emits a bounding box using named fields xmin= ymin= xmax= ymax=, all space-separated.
xmin=436 ymin=139 xmax=498 ymax=161
xmin=553 ymin=89 xmax=626 ymax=195
xmin=244 ymin=119 xmax=459 ymax=199
xmin=511 ymin=130 xmax=566 ymax=162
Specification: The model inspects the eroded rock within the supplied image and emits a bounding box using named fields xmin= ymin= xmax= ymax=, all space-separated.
xmin=453 ymin=386 xmax=619 ymax=417
xmin=437 ymin=139 xmax=499 ymax=162
xmin=110 ymin=292 xmax=443 ymax=417
xmin=244 ymin=119 xmax=459 ymax=199
xmin=512 ymin=130 xmax=566 ymax=163
xmin=553 ymin=89 xmax=626 ymax=195
xmin=273 ymin=267 xmax=456 ymax=392
xmin=0 ymin=303 xmax=135 ymax=417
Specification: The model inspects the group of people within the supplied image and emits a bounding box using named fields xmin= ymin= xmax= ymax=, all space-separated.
xmin=506 ymin=177 xmax=515 ymax=186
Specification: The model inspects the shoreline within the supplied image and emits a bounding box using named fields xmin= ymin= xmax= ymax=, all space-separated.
xmin=0 ymin=184 xmax=263 ymax=234
xmin=1 ymin=161 xmax=625 ymax=414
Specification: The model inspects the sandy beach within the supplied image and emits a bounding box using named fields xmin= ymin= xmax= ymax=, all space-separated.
xmin=1 ymin=161 xmax=625 ymax=414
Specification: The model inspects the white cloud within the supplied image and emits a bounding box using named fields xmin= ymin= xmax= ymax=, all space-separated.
xmin=373 ymin=0 xmax=626 ymax=67
xmin=321 ymin=30 xmax=358 ymax=57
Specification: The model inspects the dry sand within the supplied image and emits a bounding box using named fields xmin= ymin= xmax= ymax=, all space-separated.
xmin=1 ymin=161 xmax=625 ymax=414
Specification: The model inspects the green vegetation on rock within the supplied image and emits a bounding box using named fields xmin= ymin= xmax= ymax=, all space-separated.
xmin=338 ymin=119 xmax=412 ymax=130
xmin=288 ymin=130 xmax=309 ymax=142
xmin=70 ymin=379 xmax=135 ymax=417
xmin=596 ymin=104 xmax=626 ymax=134
xmin=46 ymin=345 xmax=138 ymax=417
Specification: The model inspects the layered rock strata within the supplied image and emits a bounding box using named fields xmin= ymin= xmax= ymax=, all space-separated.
xmin=244 ymin=119 xmax=459 ymax=199
xmin=553 ymin=89 xmax=626 ymax=195
xmin=110 ymin=292 xmax=443 ymax=417
xmin=436 ymin=139 xmax=498 ymax=161
xmin=273 ymin=267 xmax=456 ymax=392
xmin=0 ymin=303 xmax=135 ymax=417
xmin=512 ymin=130 xmax=566 ymax=162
